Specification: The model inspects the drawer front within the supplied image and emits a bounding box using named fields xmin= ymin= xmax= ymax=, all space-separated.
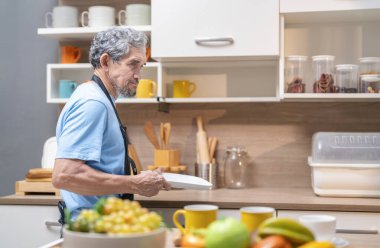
xmin=278 ymin=210 xmax=380 ymax=233
xmin=152 ymin=0 xmax=279 ymax=59
xmin=0 ymin=205 xmax=61 ymax=248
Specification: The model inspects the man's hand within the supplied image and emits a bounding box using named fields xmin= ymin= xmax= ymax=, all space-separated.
xmin=133 ymin=170 xmax=171 ymax=197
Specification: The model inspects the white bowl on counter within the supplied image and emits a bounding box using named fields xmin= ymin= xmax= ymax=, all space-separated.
xmin=63 ymin=227 xmax=166 ymax=248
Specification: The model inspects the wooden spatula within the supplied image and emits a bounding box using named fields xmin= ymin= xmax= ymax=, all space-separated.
xmin=144 ymin=121 xmax=160 ymax=149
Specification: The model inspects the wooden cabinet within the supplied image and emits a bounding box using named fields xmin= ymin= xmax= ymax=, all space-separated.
xmin=278 ymin=210 xmax=380 ymax=234
xmin=0 ymin=205 xmax=61 ymax=248
xmin=151 ymin=0 xmax=279 ymax=61
xmin=38 ymin=0 xmax=380 ymax=103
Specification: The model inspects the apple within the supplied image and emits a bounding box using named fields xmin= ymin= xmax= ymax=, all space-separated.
xmin=206 ymin=218 xmax=250 ymax=248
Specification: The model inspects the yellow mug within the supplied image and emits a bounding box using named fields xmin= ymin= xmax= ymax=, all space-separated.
xmin=136 ymin=79 xmax=157 ymax=98
xmin=173 ymin=80 xmax=196 ymax=98
xmin=240 ymin=206 xmax=275 ymax=233
xmin=173 ymin=204 xmax=218 ymax=234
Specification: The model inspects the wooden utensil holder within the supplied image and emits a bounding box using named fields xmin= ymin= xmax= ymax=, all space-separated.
xmin=154 ymin=149 xmax=180 ymax=166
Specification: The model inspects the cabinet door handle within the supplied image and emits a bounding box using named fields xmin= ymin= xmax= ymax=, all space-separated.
xmin=194 ymin=37 xmax=234 ymax=45
xmin=336 ymin=229 xmax=378 ymax=234
xmin=45 ymin=221 xmax=61 ymax=228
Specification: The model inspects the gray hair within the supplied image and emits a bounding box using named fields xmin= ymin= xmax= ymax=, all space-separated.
xmin=89 ymin=27 xmax=148 ymax=68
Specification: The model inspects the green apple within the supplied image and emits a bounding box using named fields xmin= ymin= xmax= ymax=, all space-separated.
xmin=206 ymin=218 xmax=250 ymax=248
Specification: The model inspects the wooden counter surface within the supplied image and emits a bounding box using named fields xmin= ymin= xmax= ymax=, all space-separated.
xmin=2 ymin=187 xmax=380 ymax=212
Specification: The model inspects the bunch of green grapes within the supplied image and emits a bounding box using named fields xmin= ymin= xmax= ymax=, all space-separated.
xmin=69 ymin=197 xmax=163 ymax=235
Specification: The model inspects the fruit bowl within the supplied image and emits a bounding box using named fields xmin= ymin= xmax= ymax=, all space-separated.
xmin=63 ymin=226 xmax=166 ymax=248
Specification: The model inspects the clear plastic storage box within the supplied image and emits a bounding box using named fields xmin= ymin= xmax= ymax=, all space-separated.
xmin=308 ymin=132 xmax=380 ymax=197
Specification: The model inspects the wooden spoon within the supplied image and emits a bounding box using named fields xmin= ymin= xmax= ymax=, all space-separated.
xmin=143 ymin=121 xmax=160 ymax=149
xmin=164 ymin=122 xmax=171 ymax=149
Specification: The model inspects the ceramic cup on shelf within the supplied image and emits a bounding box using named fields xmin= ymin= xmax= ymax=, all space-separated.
xmin=172 ymin=80 xmax=196 ymax=98
xmin=173 ymin=204 xmax=218 ymax=235
xmin=81 ymin=6 xmax=115 ymax=27
xmin=136 ymin=79 xmax=157 ymax=98
xmin=118 ymin=4 xmax=151 ymax=26
xmin=59 ymin=80 xmax=77 ymax=98
xmin=60 ymin=46 xmax=82 ymax=64
xmin=45 ymin=6 xmax=79 ymax=28
xmin=240 ymin=206 xmax=275 ymax=233
xmin=298 ymin=215 xmax=336 ymax=241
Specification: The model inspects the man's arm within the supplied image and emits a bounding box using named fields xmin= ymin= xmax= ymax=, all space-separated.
xmin=52 ymin=158 xmax=170 ymax=196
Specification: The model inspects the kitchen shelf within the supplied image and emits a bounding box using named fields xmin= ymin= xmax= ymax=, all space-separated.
xmin=47 ymin=62 xmax=161 ymax=103
xmin=163 ymin=97 xmax=280 ymax=103
xmin=283 ymin=93 xmax=380 ymax=102
xmin=38 ymin=26 xmax=151 ymax=41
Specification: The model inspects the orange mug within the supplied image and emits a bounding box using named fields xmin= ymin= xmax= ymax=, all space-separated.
xmin=61 ymin=46 xmax=82 ymax=63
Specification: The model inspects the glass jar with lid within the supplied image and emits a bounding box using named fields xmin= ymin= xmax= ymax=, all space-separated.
xmin=224 ymin=146 xmax=248 ymax=189
xmin=285 ymin=55 xmax=307 ymax=93
xmin=312 ymin=55 xmax=335 ymax=93
xmin=359 ymin=74 xmax=380 ymax=93
xmin=359 ymin=57 xmax=380 ymax=75
xmin=335 ymin=64 xmax=358 ymax=93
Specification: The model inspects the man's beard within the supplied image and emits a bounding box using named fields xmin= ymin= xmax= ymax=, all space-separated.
xmin=110 ymin=80 xmax=137 ymax=98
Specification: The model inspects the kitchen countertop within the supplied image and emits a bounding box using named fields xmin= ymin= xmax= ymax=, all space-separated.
xmin=2 ymin=187 xmax=380 ymax=212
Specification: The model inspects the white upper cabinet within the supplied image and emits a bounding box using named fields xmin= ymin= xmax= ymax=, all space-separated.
xmin=151 ymin=0 xmax=279 ymax=61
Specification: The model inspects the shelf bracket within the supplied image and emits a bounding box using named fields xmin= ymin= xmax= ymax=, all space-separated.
xmin=157 ymin=98 xmax=170 ymax=113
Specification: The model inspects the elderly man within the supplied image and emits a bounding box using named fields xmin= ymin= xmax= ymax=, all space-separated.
xmin=53 ymin=27 xmax=170 ymax=220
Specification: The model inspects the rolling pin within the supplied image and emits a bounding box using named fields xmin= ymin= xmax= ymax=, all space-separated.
xmin=196 ymin=116 xmax=211 ymax=164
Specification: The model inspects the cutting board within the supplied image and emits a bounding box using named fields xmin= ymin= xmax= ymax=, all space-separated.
xmin=15 ymin=180 xmax=60 ymax=196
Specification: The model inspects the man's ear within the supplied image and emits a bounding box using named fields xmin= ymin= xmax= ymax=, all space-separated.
xmin=99 ymin=53 xmax=111 ymax=69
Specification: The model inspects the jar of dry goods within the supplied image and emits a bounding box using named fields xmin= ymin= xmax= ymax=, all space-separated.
xmin=359 ymin=74 xmax=380 ymax=93
xmin=224 ymin=146 xmax=248 ymax=189
xmin=312 ymin=55 xmax=335 ymax=93
xmin=335 ymin=64 xmax=358 ymax=93
xmin=285 ymin=55 xmax=307 ymax=93
xmin=359 ymin=57 xmax=380 ymax=75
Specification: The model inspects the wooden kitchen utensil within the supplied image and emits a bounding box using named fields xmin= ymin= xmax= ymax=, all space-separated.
xmin=128 ymin=144 xmax=142 ymax=174
xmin=209 ymin=137 xmax=218 ymax=159
xmin=160 ymin=122 xmax=165 ymax=149
xmin=196 ymin=116 xmax=211 ymax=164
xmin=144 ymin=121 xmax=160 ymax=149
xmin=164 ymin=122 xmax=171 ymax=149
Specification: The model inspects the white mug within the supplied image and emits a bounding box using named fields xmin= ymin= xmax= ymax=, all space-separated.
xmin=81 ymin=6 xmax=115 ymax=27
xmin=45 ymin=6 xmax=79 ymax=28
xmin=118 ymin=4 xmax=151 ymax=26
xmin=299 ymin=215 xmax=336 ymax=241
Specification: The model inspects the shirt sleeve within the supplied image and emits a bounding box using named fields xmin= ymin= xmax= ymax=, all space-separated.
xmin=56 ymin=99 xmax=108 ymax=162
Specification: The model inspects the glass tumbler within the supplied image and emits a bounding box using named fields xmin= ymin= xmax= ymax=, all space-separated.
xmin=335 ymin=64 xmax=358 ymax=93
xmin=285 ymin=56 xmax=307 ymax=93
xmin=312 ymin=55 xmax=335 ymax=93
xmin=224 ymin=146 xmax=248 ymax=189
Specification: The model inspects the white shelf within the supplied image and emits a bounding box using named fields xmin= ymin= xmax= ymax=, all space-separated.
xmin=38 ymin=26 xmax=151 ymax=41
xmin=48 ymin=98 xmax=158 ymax=104
xmin=283 ymin=93 xmax=380 ymax=102
xmin=164 ymin=97 xmax=280 ymax=103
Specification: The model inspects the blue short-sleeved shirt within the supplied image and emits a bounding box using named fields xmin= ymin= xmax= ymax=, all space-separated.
xmin=56 ymin=81 xmax=125 ymax=219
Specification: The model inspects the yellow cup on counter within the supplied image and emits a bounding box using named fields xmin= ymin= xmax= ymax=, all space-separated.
xmin=173 ymin=204 xmax=218 ymax=234
xmin=240 ymin=206 xmax=275 ymax=233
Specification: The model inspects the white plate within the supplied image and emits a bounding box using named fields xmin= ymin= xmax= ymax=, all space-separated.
xmin=331 ymin=237 xmax=350 ymax=248
xmin=162 ymin=173 xmax=212 ymax=190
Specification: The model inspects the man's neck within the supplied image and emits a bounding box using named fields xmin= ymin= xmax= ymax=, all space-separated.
xmin=94 ymin=69 xmax=118 ymax=99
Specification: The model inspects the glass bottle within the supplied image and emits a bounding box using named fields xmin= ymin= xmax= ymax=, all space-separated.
xmin=285 ymin=55 xmax=307 ymax=93
xmin=335 ymin=64 xmax=358 ymax=93
xmin=312 ymin=55 xmax=335 ymax=93
xmin=224 ymin=146 xmax=248 ymax=189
